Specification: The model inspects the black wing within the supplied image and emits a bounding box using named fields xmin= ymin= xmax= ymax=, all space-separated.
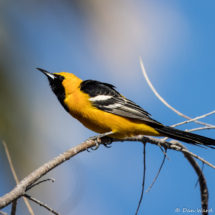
xmin=80 ymin=80 xmax=163 ymax=127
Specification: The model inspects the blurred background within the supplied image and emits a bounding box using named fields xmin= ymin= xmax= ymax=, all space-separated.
xmin=1 ymin=0 xmax=215 ymax=214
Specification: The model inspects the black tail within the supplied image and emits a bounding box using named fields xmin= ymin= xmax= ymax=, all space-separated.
xmin=155 ymin=126 xmax=215 ymax=149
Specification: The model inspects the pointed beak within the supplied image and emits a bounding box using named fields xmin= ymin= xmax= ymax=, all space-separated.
xmin=37 ymin=68 xmax=55 ymax=80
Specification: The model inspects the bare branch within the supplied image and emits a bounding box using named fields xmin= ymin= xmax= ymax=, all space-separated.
xmin=0 ymin=139 xmax=98 ymax=209
xmin=171 ymin=110 xmax=215 ymax=128
xmin=174 ymin=146 xmax=215 ymax=169
xmin=135 ymin=142 xmax=146 ymax=215
xmin=2 ymin=141 xmax=34 ymax=215
xmin=0 ymin=211 xmax=8 ymax=215
xmin=186 ymin=126 xmax=215 ymax=133
xmin=158 ymin=143 xmax=170 ymax=161
xmin=23 ymin=195 xmax=60 ymax=215
xmin=195 ymin=163 xmax=204 ymax=188
xmin=11 ymin=200 xmax=17 ymax=215
xmin=0 ymin=136 xmax=212 ymax=214
xmin=146 ymin=148 xmax=167 ymax=193
xmin=2 ymin=141 xmax=19 ymax=184
xmin=139 ymin=57 xmax=213 ymax=127
xmin=26 ymin=178 xmax=55 ymax=192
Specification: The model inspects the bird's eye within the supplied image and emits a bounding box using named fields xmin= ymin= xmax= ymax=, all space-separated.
xmin=56 ymin=75 xmax=65 ymax=81
xmin=60 ymin=76 xmax=65 ymax=81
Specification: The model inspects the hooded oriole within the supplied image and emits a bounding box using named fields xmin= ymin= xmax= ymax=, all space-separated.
xmin=38 ymin=68 xmax=215 ymax=149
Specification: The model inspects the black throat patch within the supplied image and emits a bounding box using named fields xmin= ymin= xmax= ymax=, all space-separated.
xmin=48 ymin=74 xmax=69 ymax=112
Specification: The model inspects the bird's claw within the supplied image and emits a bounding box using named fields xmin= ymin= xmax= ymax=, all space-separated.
xmin=103 ymin=137 xmax=113 ymax=148
xmin=86 ymin=136 xmax=101 ymax=151
xmin=104 ymin=144 xmax=111 ymax=148
xmin=86 ymin=132 xmax=114 ymax=151
xmin=91 ymin=138 xmax=101 ymax=150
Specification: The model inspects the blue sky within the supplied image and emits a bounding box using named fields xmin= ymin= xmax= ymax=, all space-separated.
xmin=0 ymin=0 xmax=215 ymax=214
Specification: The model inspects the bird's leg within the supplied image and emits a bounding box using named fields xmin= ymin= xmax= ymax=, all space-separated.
xmin=87 ymin=131 xmax=114 ymax=150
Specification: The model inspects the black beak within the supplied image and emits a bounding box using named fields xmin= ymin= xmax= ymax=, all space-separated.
xmin=37 ymin=68 xmax=55 ymax=80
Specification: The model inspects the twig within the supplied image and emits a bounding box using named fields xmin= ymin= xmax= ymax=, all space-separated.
xmin=2 ymin=141 xmax=34 ymax=215
xmin=139 ymin=57 xmax=213 ymax=127
xmin=23 ymin=195 xmax=60 ymax=215
xmin=11 ymin=200 xmax=17 ymax=215
xmin=0 ymin=211 xmax=8 ymax=215
xmin=171 ymin=110 xmax=215 ymax=128
xmin=26 ymin=178 xmax=55 ymax=192
xmin=195 ymin=163 xmax=204 ymax=188
xmin=176 ymin=146 xmax=215 ymax=169
xmin=158 ymin=143 xmax=170 ymax=161
xmin=186 ymin=126 xmax=215 ymax=133
xmin=146 ymin=148 xmax=167 ymax=193
xmin=2 ymin=141 xmax=19 ymax=184
xmin=135 ymin=142 xmax=146 ymax=215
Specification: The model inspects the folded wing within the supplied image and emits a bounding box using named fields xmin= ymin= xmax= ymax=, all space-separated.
xmin=80 ymin=80 xmax=163 ymax=127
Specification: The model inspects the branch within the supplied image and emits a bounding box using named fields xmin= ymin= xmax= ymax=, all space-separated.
xmin=0 ymin=136 xmax=212 ymax=214
xmin=145 ymin=148 xmax=167 ymax=193
xmin=11 ymin=200 xmax=17 ymax=215
xmin=135 ymin=142 xmax=146 ymax=215
xmin=158 ymin=143 xmax=170 ymax=161
xmin=2 ymin=141 xmax=19 ymax=184
xmin=0 ymin=139 xmax=98 ymax=209
xmin=195 ymin=163 xmax=204 ymax=188
xmin=23 ymin=195 xmax=60 ymax=215
xmin=139 ymin=57 xmax=214 ymax=127
xmin=171 ymin=110 xmax=215 ymax=128
xmin=25 ymin=178 xmax=55 ymax=192
xmin=0 ymin=211 xmax=9 ymax=215
xmin=2 ymin=141 xmax=34 ymax=215
xmin=186 ymin=126 xmax=215 ymax=133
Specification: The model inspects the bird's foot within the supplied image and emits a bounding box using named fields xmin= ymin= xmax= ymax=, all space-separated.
xmin=88 ymin=135 xmax=104 ymax=150
xmin=86 ymin=131 xmax=114 ymax=151
xmin=103 ymin=137 xmax=113 ymax=148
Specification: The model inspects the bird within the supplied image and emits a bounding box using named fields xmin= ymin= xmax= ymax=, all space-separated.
xmin=37 ymin=68 xmax=215 ymax=150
